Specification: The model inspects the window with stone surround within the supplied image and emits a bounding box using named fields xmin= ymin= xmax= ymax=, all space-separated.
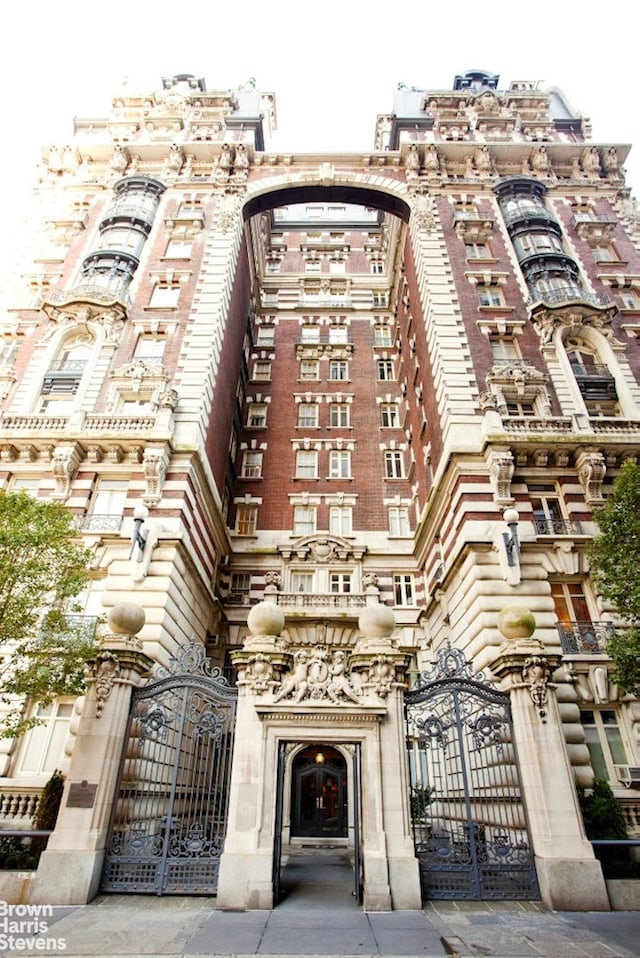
xmin=18 ymin=700 xmax=75 ymax=776
xmin=384 ymin=450 xmax=404 ymax=478
xmin=300 ymin=360 xmax=320 ymax=380
xmin=235 ymin=503 xmax=258 ymax=536
xmin=329 ymin=504 xmax=353 ymax=536
xmin=380 ymin=403 xmax=400 ymax=428
xmin=295 ymin=450 xmax=318 ymax=479
xmin=298 ymin=403 xmax=319 ymax=428
xmin=329 ymin=450 xmax=351 ymax=479
xmin=241 ymin=450 xmax=263 ymax=478
xmin=388 ymin=505 xmax=410 ymax=536
xmin=377 ymin=359 xmax=395 ymax=381
xmin=329 ymin=360 xmax=348 ymax=381
xmin=581 ymin=709 xmax=631 ymax=784
xmin=393 ymin=573 xmax=415 ymax=606
xmin=247 ymin=403 xmax=268 ymax=428
xmin=293 ymin=505 xmax=317 ymax=535
xmin=329 ymin=403 xmax=350 ymax=428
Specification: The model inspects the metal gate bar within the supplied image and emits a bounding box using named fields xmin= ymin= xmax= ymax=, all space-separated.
xmin=102 ymin=643 xmax=237 ymax=895
xmin=405 ymin=643 xmax=539 ymax=901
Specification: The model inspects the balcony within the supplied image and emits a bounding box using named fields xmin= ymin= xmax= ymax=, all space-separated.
xmin=528 ymin=286 xmax=614 ymax=311
xmin=36 ymin=614 xmax=100 ymax=645
xmin=534 ymin=518 xmax=581 ymax=536
xmin=572 ymin=364 xmax=618 ymax=401
xmin=80 ymin=514 xmax=123 ymax=533
xmin=556 ymin=620 xmax=613 ymax=654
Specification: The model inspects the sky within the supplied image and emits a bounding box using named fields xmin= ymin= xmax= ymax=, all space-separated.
xmin=2 ymin=1 xmax=638 ymax=247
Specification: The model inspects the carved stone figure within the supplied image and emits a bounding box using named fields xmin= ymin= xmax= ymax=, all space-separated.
xmin=273 ymin=649 xmax=309 ymax=702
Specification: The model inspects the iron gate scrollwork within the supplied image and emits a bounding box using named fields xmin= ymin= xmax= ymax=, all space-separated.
xmin=102 ymin=642 xmax=237 ymax=895
xmin=405 ymin=643 xmax=539 ymax=901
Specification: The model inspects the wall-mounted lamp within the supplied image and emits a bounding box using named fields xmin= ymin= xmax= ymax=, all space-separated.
xmin=502 ymin=507 xmax=520 ymax=567
xmin=130 ymin=503 xmax=149 ymax=562
xmin=315 ymin=751 xmax=325 ymax=765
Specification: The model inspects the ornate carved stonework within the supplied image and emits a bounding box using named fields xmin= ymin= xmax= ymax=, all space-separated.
xmin=51 ymin=442 xmax=83 ymax=500
xmin=522 ymin=654 xmax=552 ymax=720
xmin=411 ymin=192 xmax=435 ymax=232
xmin=576 ymin=448 xmax=606 ymax=506
xmin=41 ymin=302 xmax=126 ymax=343
xmin=272 ymin=648 xmax=361 ymax=705
xmin=488 ymin=449 xmax=515 ymax=505
xmin=142 ymin=443 xmax=170 ymax=506
xmin=279 ymin=534 xmax=366 ymax=563
xmin=91 ymin=652 xmax=121 ymax=717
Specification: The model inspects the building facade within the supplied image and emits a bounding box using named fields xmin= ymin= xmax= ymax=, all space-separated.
xmin=1 ymin=69 xmax=639 ymax=911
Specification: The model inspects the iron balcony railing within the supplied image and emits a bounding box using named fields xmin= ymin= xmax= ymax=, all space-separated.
xmin=556 ymin=620 xmax=614 ymax=654
xmin=501 ymin=205 xmax=560 ymax=229
xmin=528 ymin=287 xmax=614 ymax=310
xmin=37 ymin=614 xmax=100 ymax=644
xmin=276 ymin=593 xmax=367 ymax=609
xmin=534 ymin=518 xmax=581 ymax=536
xmin=44 ymin=285 xmax=131 ymax=307
xmin=80 ymin=514 xmax=123 ymax=533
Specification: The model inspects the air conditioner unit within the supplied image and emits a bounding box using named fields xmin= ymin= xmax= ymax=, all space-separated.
xmin=614 ymin=765 xmax=640 ymax=787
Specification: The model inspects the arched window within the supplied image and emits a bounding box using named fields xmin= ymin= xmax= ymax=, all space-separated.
xmin=564 ymin=335 xmax=618 ymax=417
xmin=39 ymin=337 xmax=93 ymax=415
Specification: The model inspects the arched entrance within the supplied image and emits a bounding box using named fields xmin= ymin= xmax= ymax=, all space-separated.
xmin=290 ymin=745 xmax=347 ymax=839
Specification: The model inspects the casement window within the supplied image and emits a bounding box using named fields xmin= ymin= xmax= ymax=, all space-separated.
xmin=298 ymin=404 xmax=319 ymax=428
xmin=301 ymin=325 xmax=320 ymax=342
xmin=377 ymin=359 xmax=395 ymax=381
xmin=581 ymin=709 xmax=631 ymax=783
xmin=329 ymin=450 xmax=351 ymax=479
xmin=291 ymin=571 xmax=315 ymax=592
xmin=380 ymin=403 xmax=400 ymax=428
xmin=18 ymin=701 xmax=75 ymax=776
xmin=328 ymin=326 xmax=348 ymax=343
xmin=300 ymin=360 xmax=319 ymax=380
xmin=465 ymin=241 xmax=490 ymax=259
xmin=394 ymin=574 xmax=415 ymax=606
xmin=293 ymin=506 xmax=317 ymax=535
xmin=247 ymin=403 xmax=268 ymax=428
xmin=241 ymin=450 xmax=263 ymax=478
xmin=489 ymin=336 xmax=520 ymax=362
xmin=256 ymin=325 xmax=275 ymax=346
xmin=531 ymin=484 xmax=573 ymax=535
xmin=164 ymin=238 xmax=193 ymax=259
xmin=370 ymin=261 xmax=384 ymax=274
xmin=388 ymin=506 xmax=410 ymax=536
xmin=477 ymin=286 xmax=505 ymax=308
xmin=149 ymin=281 xmax=181 ymax=308
xmin=329 ymin=572 xmax=352 ymax=594
xmin=235 ymin=504 xmax=257 ymax=535
xmin=295 ymin=450 xmax=318 ymax=479
xmin=229 ymin=573 xmax=251 ymax=603
xmin=329 ymin=403 xmax=350 ymax=428
xmin=373 ymin=325 xmax=393 ymax=346
xmin=329 ymin=505 xmax=353 ymax=536
xmin=253 ymin=361 xmax=271 ymax=382
xmin=384 ymin=450 xmax=404 ymax=478
xmin=83 ymin=478 xmax=128 ymax=532
xmin=133 ymin=336 xmax=165 ymax=363
xmin=329 ymin=360 xmax=348 ymax=381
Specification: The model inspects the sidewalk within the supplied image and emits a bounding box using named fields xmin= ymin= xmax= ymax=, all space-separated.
xmin=1 ymin=895 xmax=639 ymax=958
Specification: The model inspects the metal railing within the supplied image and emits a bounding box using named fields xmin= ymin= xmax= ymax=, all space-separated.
xmin=528 ymin=287 xmax=614 ymax=309
xmin=37 ymin=614 xmax=100 ymax=644
xmin=80 ymin=514 xmax=123 ymax=533
xmin=556 ymin=620 xmax=613 ymax=654
xmin=534 ymin=518 xmax=581 ymax=536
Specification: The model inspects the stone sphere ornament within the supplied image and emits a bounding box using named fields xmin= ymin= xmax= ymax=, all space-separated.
xmin=107 ymin=602 xmax=146 ymax=636
xmin=358 ymin=604 xmax=396 ymax=639
xmin=247 ymin=601 xmax=285 ymax=637
xmin=497 ymin=605 xmax=536 ymax=641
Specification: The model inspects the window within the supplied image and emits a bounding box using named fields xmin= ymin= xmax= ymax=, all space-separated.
xmin=477 ymin=286 xmax=505 ymax=307
xmin=293 ymin=505 xmax=317 ymax=535
xmin=380 ymin=403 xmax=400 ymax=428
xmin=164 ymin=238 xmax=193 ymax=259
xmin=465 ymin=241 xmax=490 ymax=259
xmin=550 ymin=580 xmax=592 ymax=624
xmin=506 ymin=400 xmax=536 ymax=417
xmin=298 ymin=404 xmax=319 ymax=428
xmin=253 ymin=360 xmax=271 ymax=382
xmin=256 ymin=325 xmax=275 ymax=346
xmin=329 ymin=326 xmax=348 ymax=344
xmin=119 ymin=398 xmax=154 ymax=415
xmin=235 ymin=504 xmax=257 ymax=535
xmin=515 ymin=232 xmax=562 ymax=257
xmin=389 ymin=506 xmax=410 ymax=536
xmin=84 ymin=478 xmax=128 ymax=532
xmin=329 ymin=360 xmax=348 ymax=381
xmin=370 ymin=261 xmax=384 ymax=274
xmin=329 ymin=505 xmax=353 ymax=536
xmin=618 ymin=287 xmax=640 ymax=309
xmin=247 ymin=403 xmax=267 ymax=428
xmin=329 ymin=450 xmax=351 ymax=478
xmin=581 ymin=709 xmax=630 ymax=783
xmin=329 ymin=259 xmax=345 ymax=274
xmin=300 ymin=360 xmax=319 ymax=380
xmin=384 ymin=450 xmax=404 ymax=478
xmin=377 ymin=359 xmax=395 ymax=381
xmin=18 ymin=701 xmax=74 ymax=775
xmin=489 ymin=336 xmax=520 ymax=362
xmin=373 ymin=325 xmax=393 ymax=347
xmin=241 ymin=450 xmax=263 ymax=478
xmin=133 ymin=336 xmax=165 ymax=364
xmin=291 ymin=571 xmax=315 ymax=592
xmin=40 ymin=341 xmax=91 ymax=409
xmin=301 ymin=325 xmax=320 ymax=342
xmin=10 ymin=477 xmax=40 ymax=496
xmin=230 ymin=573 xmax=251 ymax=603
xmin=265 ymin=259 xmax=281 ymax=274
xmin=372 ymin=292 xmax=388 ymax=307
xmin=592 ymin=242 xmax=618 ymax=263
xmin=295 ymin=450 xmax=318 ymax=478
xmin=305 ymin=259 xmax=321 ymax=273
xmin=531 ymin=484 xmax=574 ymax=535
xmin=330 ymin=572 xmax=352 ymax=593
xmin=149 ymin=281 xmax=181 ymax=308
xmin=394 ymin=574 xmax=415 ymax=606
xmin=329 ymin=403 xmax=350 ymax=428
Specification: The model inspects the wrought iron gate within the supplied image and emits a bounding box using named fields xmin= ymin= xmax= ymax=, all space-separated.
xmin=102 ymin=643 xmax=237 ymax=895
xmin=405 ymin=643 xmax=539 ymax=901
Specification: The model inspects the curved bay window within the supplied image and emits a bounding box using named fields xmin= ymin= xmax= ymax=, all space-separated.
xmin=78 ymin=176 xmax=165 ymax=297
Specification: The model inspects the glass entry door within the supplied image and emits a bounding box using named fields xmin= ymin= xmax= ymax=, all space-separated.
xmin=291 ymin=747 xmax=347 ymax=839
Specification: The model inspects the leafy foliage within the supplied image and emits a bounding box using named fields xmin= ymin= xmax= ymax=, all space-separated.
xmin=589 ymin=461 xmax=640 ymax=694
xmin=0 ymin=491 xmax=96 ymax=736
xmin=577 ymin=778 xmax=637 ymax=879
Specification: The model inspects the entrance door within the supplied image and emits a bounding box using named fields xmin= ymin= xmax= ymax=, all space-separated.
xmin=291 ymin=747 xmax=347 ymax=839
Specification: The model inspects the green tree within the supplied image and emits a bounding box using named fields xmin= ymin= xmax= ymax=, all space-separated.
xmin=0 ymin=490 xmax=96 ymax=737
xmin=588 ymin=460 xmax=640 ymax=695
